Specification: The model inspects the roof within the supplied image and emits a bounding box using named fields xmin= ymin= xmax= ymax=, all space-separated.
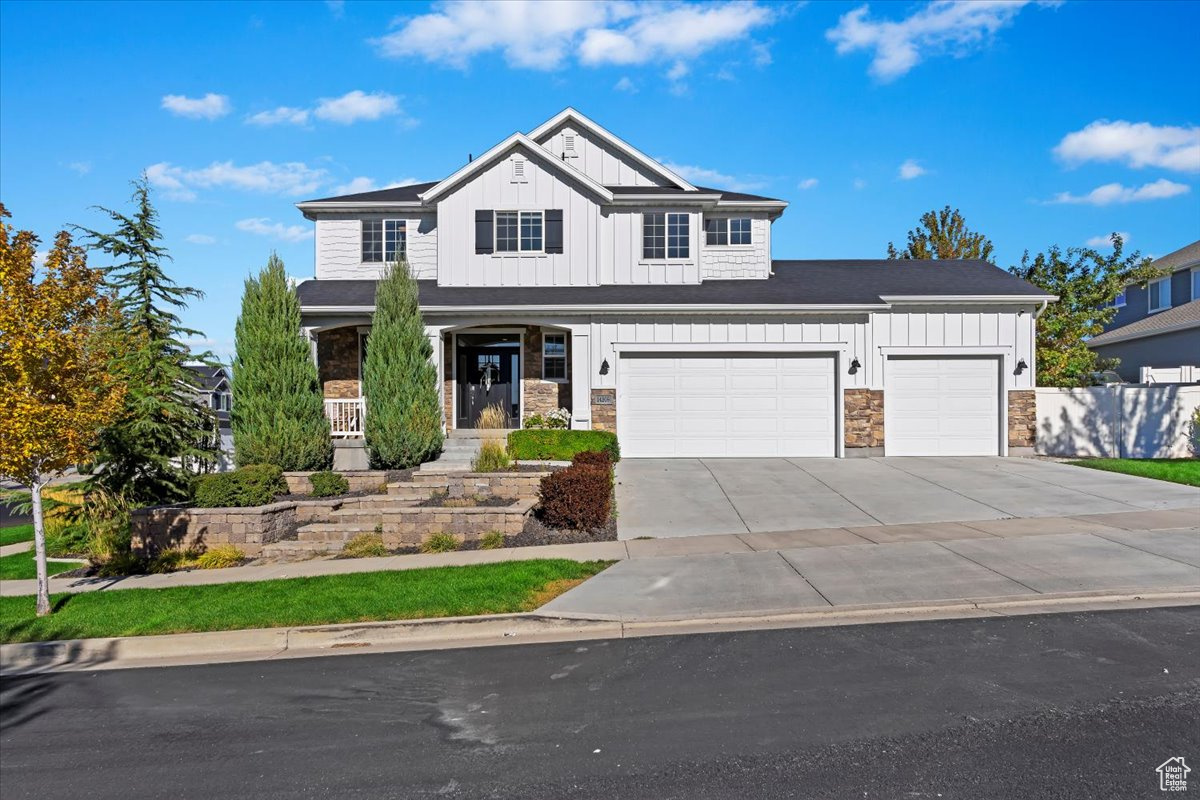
xmin=1088 ymin=298 xmax=1200 ymax=347
xmin=297 ymin=260 xmax=1053 ymax=311
xmin=605 ymin=185 xmax=783 ymax=203
xmin=1149 ymin=239 xmax=1200 ymax=272
xmin=186 ymin=365 xmax=230 ymax=390
xmin=303 ymin=181 xmax=437 ymax=205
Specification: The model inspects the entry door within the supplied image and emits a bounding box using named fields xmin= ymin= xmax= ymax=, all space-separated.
xmin=885 ymin=356 xmax=1001 ymax=456
xmin=618 ymin=353 xmax=837 ymax=458
xmin=457 ymin=347 xmax=518 ymax=428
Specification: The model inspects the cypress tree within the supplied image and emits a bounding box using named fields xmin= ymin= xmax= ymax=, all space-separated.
xmin=363 ymin=261 xmax=444 ymax=468
xmin=232 ymin=253 xmax=332 ymax=470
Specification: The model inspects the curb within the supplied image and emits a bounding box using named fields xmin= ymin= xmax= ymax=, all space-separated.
xmin=2 ymin=589 xmax=1198 ymax=674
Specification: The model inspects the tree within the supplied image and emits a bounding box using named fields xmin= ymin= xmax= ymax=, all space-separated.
xmin=362 ymin=261 xmax=444 ymax=468
xmin=0 ymin=205 xmax=128 ymax=615
xmin=232 ymin=254 xmax=332 ymax=470
xmin=1009 ymin=233 xmax=1161 ymax=387
xmin=887 ymin=205 xmax=996 ymax=263
xmin=76 ymin=178 xmax=216 ymax=504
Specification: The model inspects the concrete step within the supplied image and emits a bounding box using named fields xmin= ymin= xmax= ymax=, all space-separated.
xmin=447 ymin=429 xmax=517 ymax=440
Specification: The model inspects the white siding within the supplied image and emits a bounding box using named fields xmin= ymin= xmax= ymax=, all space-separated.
xmin=315 ymin=213 xmax=437 ymax=280
xmin=699 ymin=214 xmax=771 ymax=280
xmin=599 ymin=208 xmax=702 ymax=284
xmin=535 ymin=123 xmax=672 ymax=187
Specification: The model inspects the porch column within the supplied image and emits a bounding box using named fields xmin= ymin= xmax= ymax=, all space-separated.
xmin=569 ymin=324 xmax=592 ymax=430
xmin=302 ymin=326 xmax=318 ymax=366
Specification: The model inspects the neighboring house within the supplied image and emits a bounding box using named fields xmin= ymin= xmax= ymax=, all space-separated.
xmin=1088 ymin=239 xmax=1200 ymax=382
xmin=295 ymin=108 xmax=1053 ymax=465
xmin=186 ymin=365 xmax=234 ymax=469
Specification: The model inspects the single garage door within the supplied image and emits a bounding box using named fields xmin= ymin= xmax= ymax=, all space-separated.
xmin=618 ymin=353 xmax=836 ymax=458
xmin=885 ymin=356 xmax=1000 ymax=456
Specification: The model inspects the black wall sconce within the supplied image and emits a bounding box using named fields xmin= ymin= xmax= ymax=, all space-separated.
xmin=599 ymin=358 xmax=610 ymax=376
xmin=1015 ymin=358 xmax=1028 ymax=375
xmin=849 ymin=357 xmax=861 ymax=375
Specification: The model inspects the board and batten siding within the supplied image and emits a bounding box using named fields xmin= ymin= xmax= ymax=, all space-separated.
xmin=314 ymin=213 xmax=437 ymax=280
xmin=699 ymin=215 xmax=771 ymax=280
xmin=598 ymin=208 xmax=701 ymax=285
xmin=535 ymin=123 xmax=672 ymax=188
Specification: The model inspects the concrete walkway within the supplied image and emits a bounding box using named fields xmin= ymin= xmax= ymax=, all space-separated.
xmin=615 ymin=457 xmax=1200 ymax=538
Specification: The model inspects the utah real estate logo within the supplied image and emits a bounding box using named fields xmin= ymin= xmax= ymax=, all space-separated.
xmin=1158 ymin=757 xmax=1190 ymax=792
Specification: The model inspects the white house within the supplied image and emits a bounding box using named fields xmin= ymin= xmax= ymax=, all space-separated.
xmin=295 ymin=108 xmax=1052 ymax=467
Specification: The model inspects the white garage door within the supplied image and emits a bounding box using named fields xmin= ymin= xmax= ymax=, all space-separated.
xmin=618 ymin=353 xmax=836 ymax=458
xmin=885 ymin=356 xmax=1000 ymax=456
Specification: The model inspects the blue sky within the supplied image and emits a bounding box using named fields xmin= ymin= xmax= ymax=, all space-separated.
xmin=2 ymin=0 xmax=1198 ymax=362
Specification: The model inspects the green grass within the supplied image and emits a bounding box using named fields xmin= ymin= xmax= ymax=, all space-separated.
xmin=1068 ymin=458 xmax=1200 ymax=487
xmin=0 ymin=523 xmax=34 ymax=547
xmin=0 ymin=559 xmax=611 ymax=643
xmin=0 ymin=551 xmax=80 ymax=581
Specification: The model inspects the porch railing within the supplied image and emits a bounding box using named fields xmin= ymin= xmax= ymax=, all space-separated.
xmin=325 ymin=397 xmax=365 ymax=437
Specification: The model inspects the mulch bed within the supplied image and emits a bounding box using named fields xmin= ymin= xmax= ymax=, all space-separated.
xmin=507 ymin=514 xmax=618 ymax=547
xmin=416 ymin=495 xmax=518 ymax=508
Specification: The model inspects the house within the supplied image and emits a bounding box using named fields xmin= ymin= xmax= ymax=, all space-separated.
xmin=295 ymin=108 xmax=1053 ymax=469
xmin=186 ymin=364 xmax=234 ymax=469
xmin=1088 ymin=239 xmax=1200 ymax=382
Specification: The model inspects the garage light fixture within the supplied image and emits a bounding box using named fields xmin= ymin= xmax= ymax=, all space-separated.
xmin=1015 ymin=358 xmax=1028 ymax=375
xmin=599 ymin=358 xmax=610 ymax=375
xmin=849 ymin=357 xmax=861 ymax=374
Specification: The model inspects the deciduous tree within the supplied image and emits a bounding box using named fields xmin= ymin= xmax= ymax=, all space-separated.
xmin=887 ymin=206 xmax=996 ymax=263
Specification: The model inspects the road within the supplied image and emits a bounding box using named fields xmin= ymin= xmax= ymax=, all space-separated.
xmin=2 ymin=607 xmax=1198 ymax=799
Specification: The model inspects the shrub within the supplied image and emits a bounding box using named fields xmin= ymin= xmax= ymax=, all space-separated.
xmin=96 ymin=551 xmax=147 ymax=577
xmin=193 ymin=464 xmax=286 ymax=508
xmin=477 ymin=403 xmax=508 ymax=429
xmin=523 ymin=414 xmax=545 ymax=429
xmin=148 ymin=548 xmax=201 ymax=574
xmin=342 ymin=533 xmax=390 ymax=559
xmin=309 ymin=470 xmax=349 ymax=498
xmin=479 ymin=530 xmax=506 ymax=550
xmin=571 ymin=450 xmax=611 ymax=468
xmin=195 ymin=545 xmax=246 ymax=569
xmin=420 ymin=532 xmax=460 ymax=554
xmin=523 ymin=409 xmax=570 ymax=429
xmin=538 ymin=463 xmax=612 ymax=530
xmin=472 ymin=438 xmax=511 ymax=472
xmin=508 ymin=430 xmax=620 ymax=462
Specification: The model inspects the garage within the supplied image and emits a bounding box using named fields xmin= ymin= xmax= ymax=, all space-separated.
xmin=884 ymin=356 xmax=1001 ymax=456
xmin=618 ymin=353 xmax=837 ymax=458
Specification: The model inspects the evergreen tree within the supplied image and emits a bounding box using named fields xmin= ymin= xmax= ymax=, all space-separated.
xmin=77 ymin=178 xmax=216 ymax=504
xmin=887 ymin=206 xmax=996 ymax=263
xmin=232 ymin=253 xmax=332 ymax=470
xmin=363 ymin=261 xmax=444 ymax=468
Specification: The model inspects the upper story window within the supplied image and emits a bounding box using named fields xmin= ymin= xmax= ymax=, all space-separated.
xmin=1107 ymin=289 xmax=1126 ymax=308
xmin=542 ymin=332 xmax=567 ymax=381
xmin=496 ymin=211 xmax=543 ymax=253
xmin=362 ymin=219 xmax=406 ymax=263
xmin=1148 ymin=277 xmax=1171 ymax=313
xmin=704 ymin=217 xmax=752 ymax=246
xmin=1192 ymin=268 xmax=1199 ymax=301
xmin=211 ymin=392 xmax=230 ymax=411
xmin=643 ymin=212 xmax=689 ymax=260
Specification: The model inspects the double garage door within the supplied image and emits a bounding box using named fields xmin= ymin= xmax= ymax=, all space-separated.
xmin=618 ymin=352 xmax=1002 ymax=458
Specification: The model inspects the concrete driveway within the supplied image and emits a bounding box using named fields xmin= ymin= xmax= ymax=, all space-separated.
xmin=615 ymin=457 xmax=1200 ymax=539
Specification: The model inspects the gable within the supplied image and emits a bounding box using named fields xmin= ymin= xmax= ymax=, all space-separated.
xmin=536 ymin=121 xmax=673 ymax=188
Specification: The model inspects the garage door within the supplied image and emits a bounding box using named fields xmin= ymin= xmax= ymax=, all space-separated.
xmin=885 ymin=356 xmax=1000 ymax=456
xmin=618 ymin=353 xmax=836 ymax=458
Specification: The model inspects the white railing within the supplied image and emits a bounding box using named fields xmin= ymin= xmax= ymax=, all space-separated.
xmin=1140 ymin=365 xmax=1198 ymax=384
xmin=325 ymin=397 xmax=365 ymax=437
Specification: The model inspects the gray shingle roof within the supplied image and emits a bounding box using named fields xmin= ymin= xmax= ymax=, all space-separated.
xmin=605 ymin=185 xmax=784 ymax=202
xmin=303 ymin=181 xmax=438 ymax=204
xmin=1149 ymin=239 xmax=1200 ymax=272
xmin=1088 ymin=298 xmax=1200 ymax=346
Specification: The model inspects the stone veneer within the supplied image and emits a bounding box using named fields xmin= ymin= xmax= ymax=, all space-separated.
xmin=283 ymin=471 xmax=394 ymax=495
xmin=317 ymin=326 xmax=360 ymax=399
xmin=131 ymin=500 xmax=339 ymax=557
xmin=1007 ymin=389 xmax=1037 ymax=448
xmin=590 ymin=389 xmax=617 ymax=433
xmin=522 ymin=327 xmax=572 ymax=422
xmin=442 ymin=336 xmax=454 ymax=429
xmin=332 ymin=497 xmax=538 ymax=548
xmin=844 ymin=389 xmax=884 ymax=448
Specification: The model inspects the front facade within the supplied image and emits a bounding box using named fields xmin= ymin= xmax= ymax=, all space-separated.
xmin=296 ymin=109 xmax=1052 ymax=459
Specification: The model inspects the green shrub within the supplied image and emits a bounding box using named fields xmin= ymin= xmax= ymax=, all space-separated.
xmin=193 ymin=464 xmax=286 ymax=508
xmin=96 ymin=551 xmax=147 ymax=577
xmin=507 ymin=430 xmax=620 ymax=462
xmin=148 ymin=548 xmax=201 ymax=574
xmin=309 ymin=470 xmax=350 ymax=498
xmin=539 ymin=463 xmax=612 ymax=530
xmin=420 ymin=532 xmax=460 ymax=554
xmin=479 ymin=531 xmax=506 ymax=550
xmin=472 ymin=439 xmax=511 ymax=472
xmin=195 ymin=545 xmax=246 ymax=569
xmin=342 ymin=533 xmax=390 ymax=559
xmin=523 ymin=414 xmax=545 ymax=429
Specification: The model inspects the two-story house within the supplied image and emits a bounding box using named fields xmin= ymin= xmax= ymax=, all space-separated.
xmin=295 ymin=108 xmax=1053 ymax=468
xmin=1088 ymin=239 xmax=1200 ymax=382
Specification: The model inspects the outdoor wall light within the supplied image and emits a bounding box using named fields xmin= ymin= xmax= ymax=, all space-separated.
xmin=599 ymin=358 xmax=610 ymax=375
xmin=1015 ymin=358 xmax=1028 ymax=375
xmin=849 ymin=357 xmax=861 ymax=374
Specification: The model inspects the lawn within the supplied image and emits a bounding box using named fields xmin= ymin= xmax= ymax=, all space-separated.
xmin=0 ymin=559 xmax=610 ymax=643
xmin=0 ymin=523 xmax=34 ymax=547
xmin=0 ymin=551 xmax=80 ymax=581
xmin=1068 ymin=458 xmax=1200 ymax=487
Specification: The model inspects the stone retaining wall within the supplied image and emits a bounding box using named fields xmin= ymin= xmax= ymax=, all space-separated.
xmin=332 ymin=498 xmax=538 ymax=548
xmin=283 ymin=471 xmax=392 ymax=495
xmin=131 ymin=500 xmax=340 ymax=557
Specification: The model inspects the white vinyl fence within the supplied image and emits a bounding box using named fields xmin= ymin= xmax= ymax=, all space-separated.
xmin=1140 ymin=365 xmax=1199 ymax=384
xmin=1035 ymin=385 xmax=1200 ymax=458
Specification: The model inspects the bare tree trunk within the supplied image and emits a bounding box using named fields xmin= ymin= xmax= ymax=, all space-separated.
xmin=31 ymin=473 xmax=51 ymax=617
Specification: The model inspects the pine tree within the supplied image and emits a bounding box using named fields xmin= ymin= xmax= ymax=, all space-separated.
xmin=77 ymin=178 xmax=216 ymax=504
xmin=363 ymin=261 xmax=444 ymax=469
xmin=887 ymin=206 xmax=996 ymax=263
xmin=232 ymin=254 xmax=332 ymax=470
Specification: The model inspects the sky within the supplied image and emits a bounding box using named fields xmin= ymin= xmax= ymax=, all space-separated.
xmin=2 ymin=0 xmax=1198 ymax=363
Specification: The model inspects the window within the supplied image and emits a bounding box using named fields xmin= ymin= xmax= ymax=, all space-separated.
xmin=1192 ymin=268 xmax=1199 ymax=301
xmin=542 ymin=332 xmax=567 ymax=381
xmin=644 ymin=212 xmax=690 ymax=259
xmin=704 ymin=217 xmax=752 ymax=246
xmin=520 ymin=211 xmax=543 ymax=251
xmin=1108 ymin=289 xmax=1126 ymax=308
xmin=1148 ymin=277 xmax=1171 ymax=312
xmin=495 ymin=211 xmax=542 ymax=253
xmin=362 ymin=220 xmax=405 ymax=263
xmin=730 ymin=217 xmax=752 ymax=245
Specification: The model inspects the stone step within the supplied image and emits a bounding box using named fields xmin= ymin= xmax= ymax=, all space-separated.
xmin=260 ymin=540 xmax=338 ymax=559
xmin=296 ymin=524 xmax=376 ymax=543
xmin=447 ymin=429 xmax=517 ymax=440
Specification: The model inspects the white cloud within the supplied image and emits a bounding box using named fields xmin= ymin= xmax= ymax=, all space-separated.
xmin=827 ymin=1 xmax=1054 ymax=82
xmin=375 ymin=0 xmax=774 ymax=73
xmin=798 ymin=177 xmax=819 ymax=190
xmin=1048 ymin=179 xmax=1190 ymax=206
xmin=161 ymin=93 xmax=232 ymax=119
xmin=235 ymin=217 xmax=314 ymax=243
xmin=185 ymin=233 xmax=217 ymax=245
xmin=1085 ymin=232 xmax=1130 ymax=248
xmin=661 ymin=161 xmax=766 ymax=192
xmin=33 ymin=250 xmax=49 ymax=268
xmin=246 ymin=106 xmax=310 ymax=126
xmin=146 ymin=160 xmax=328 ymax=201
xmin=613 ymin=76 xmax=638 ymax=93
xmin=898 ymin=158 xmax=927 ymax=179
xmin=1054 ymin=120 xmax=1200 ymax=173
xmin=314 ymin=90 xmax=400 ymax=124
xmin=66 ymin=161 xmax=91 ymax=175
xmin=666 ymin=60 xmax=689 ymax=81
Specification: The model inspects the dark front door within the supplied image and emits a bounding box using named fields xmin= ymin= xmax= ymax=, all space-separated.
xmin=456 ymin=344 xmax=520 ymax=428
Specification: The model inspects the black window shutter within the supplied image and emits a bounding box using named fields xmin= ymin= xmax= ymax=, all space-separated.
xmin=545 ymin=209 xmax=564 ymax=254
xmin=475 ymin=210 xmax=494 ymax=254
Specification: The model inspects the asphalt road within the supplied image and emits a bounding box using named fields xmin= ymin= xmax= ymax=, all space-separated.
xmin=2 ymin=607 xmax=1198 ymax=799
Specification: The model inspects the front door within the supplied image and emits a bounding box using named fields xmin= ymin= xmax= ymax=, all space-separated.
xmin=456 ymin=343 xmax=520 ymax=428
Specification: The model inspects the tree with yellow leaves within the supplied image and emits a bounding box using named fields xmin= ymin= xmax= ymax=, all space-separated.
xmin=0 ymin=204 xmax=128 ymax=616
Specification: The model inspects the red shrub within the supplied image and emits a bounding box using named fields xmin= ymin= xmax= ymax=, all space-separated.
xmin=538 ymin=463 xmax=611 ymax=530
xmin=571 ymin=450 xmax=611 ymax=468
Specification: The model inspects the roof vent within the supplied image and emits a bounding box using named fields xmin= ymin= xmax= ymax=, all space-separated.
xmin=511 ymin=157 xmax=528 ymax=183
